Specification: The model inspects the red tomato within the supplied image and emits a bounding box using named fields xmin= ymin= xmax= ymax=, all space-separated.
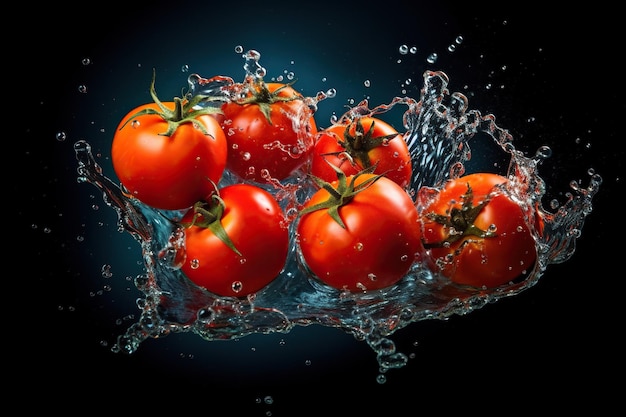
xmin=418 ymin=173 xmax=538 ymax=288
xmin=180 ymin=184 xmax=289 ymax=298
xmin=216 ymin=80 xmax=318 ymax=182
xmin=297 ymin=172 xmax=422 ymax=292
xmin=112 ymin=88 xmax=227 ymax=211
xmin=310 ymin=116 xmax=412 ymax=189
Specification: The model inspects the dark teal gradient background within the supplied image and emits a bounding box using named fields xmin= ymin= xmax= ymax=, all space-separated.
xmin=17 ymin=2 xmax=621 ymax=414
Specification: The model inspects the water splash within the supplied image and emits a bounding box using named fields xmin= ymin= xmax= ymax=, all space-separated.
xmin=74 ymin=55 xmax=601 ymax=380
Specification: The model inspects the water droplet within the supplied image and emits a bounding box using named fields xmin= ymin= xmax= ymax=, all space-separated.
xmin=426 ymin=53 xmax=438 ymax=64
xmin=354 ymin=242 xmax=364 ymax=251
xmin=232 ymin=281 xmax=243 ymax=293
xmin=190 ymin=259 xmax=200 ymax=269
xmin=101 ymin=264 xmax=113 ymax=278
xmin=131 ymin=120 xmax=140 ymax=129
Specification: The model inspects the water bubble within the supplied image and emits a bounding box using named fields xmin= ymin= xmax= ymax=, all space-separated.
xmin=232 ymin=281 xmax=243 ymax=293
xmin=56 ymin=131 xmax=67 ymax=142
xmin=426 ymin=53 xmax=438 ymax=64
xmin=455 ymin=35 xmax=464 ymax=44
xmin=448 ymin=44 xmax=457 ymax=52
xmin=101 ymin=264 xmax=113 ymax=278
xmin=409 ymin=46 xmax=417 ymax=54
xmin=234 ymin=45 xmax=244 ymax=54
xmin=82 ymin=58 xmax=91 ymax=65
xmin=363 ymin=80 xmax=371 ymax=88
xmin=399 ymin=44 xmax=408 ymax=55
xmin=131 ymin=120 xmax=140 ymax=129
xmin=181 ymin=64 xmax=189 ymax=72
xmin=78 ymin=85 xmax=88 ymax=93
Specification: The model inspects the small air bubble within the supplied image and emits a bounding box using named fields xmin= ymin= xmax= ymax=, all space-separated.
xmin=232 ymin=281 xmax=243 ymax=293
xmin=399 ymin=45 xmax=409 ymax=55
xmin=78 ymin=85 xmax=88 ymax=93
xmin=56 ymin=131 xmax=67 ymax=142
xmin=426 ymin=53 xmax=438 ymax=64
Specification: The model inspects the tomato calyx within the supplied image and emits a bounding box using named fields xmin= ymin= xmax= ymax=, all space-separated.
xmin=119 ymin=69 xmax=223 ymax=137
xmin=323 ymin=118 xmax=399 ymax=169
xmin=233 ymin=77 xmax=303 ymax=125
xmin=423 ymin=181 xmax=497 ymax=248
xmin=181 ymin=194 xmax=243 ymax=257
xmin=300 ymin=162 xmax=382 ymax=229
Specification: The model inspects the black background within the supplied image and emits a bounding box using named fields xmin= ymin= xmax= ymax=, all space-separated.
xmin=16 ymin=2 xmax=621 ymax=414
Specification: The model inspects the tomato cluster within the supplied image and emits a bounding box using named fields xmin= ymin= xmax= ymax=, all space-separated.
xmin=111 ymin=71 xmax=540 ymax=298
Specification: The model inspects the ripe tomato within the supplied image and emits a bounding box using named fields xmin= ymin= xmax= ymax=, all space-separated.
xmin=297 ymin=170 xmax=422 ymax=292
xmin=418 ymin=173 xmax=538 ymax=288
xmin=180 ymin=183 xmax=289 ymax=298
xmin=310 ymin=116 xmax=412 ymax=189
xmin=112 ymin=80 xmax=227 ymax=211
xmin=216 ymin=80 xmax=318 ymax=182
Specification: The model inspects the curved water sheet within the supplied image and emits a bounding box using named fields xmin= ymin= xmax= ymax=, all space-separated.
xmin=74 ymin=64 xmax=601 ymax=380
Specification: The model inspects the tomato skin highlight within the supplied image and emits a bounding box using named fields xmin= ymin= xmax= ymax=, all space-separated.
xmin=419 ymin=173 xmax=538 ymax=288
xmin=217 ymin=82 xmax=318 ymax=182
xmin=310 ymin=117 xmax=412 ymax=189
xmin=297 ymin=174 xmax=422 ymax=292
xmin=180 ymin=184 xmax=290 ymax=298
xmin=111 ymin=102 xmax=228 ymax=210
